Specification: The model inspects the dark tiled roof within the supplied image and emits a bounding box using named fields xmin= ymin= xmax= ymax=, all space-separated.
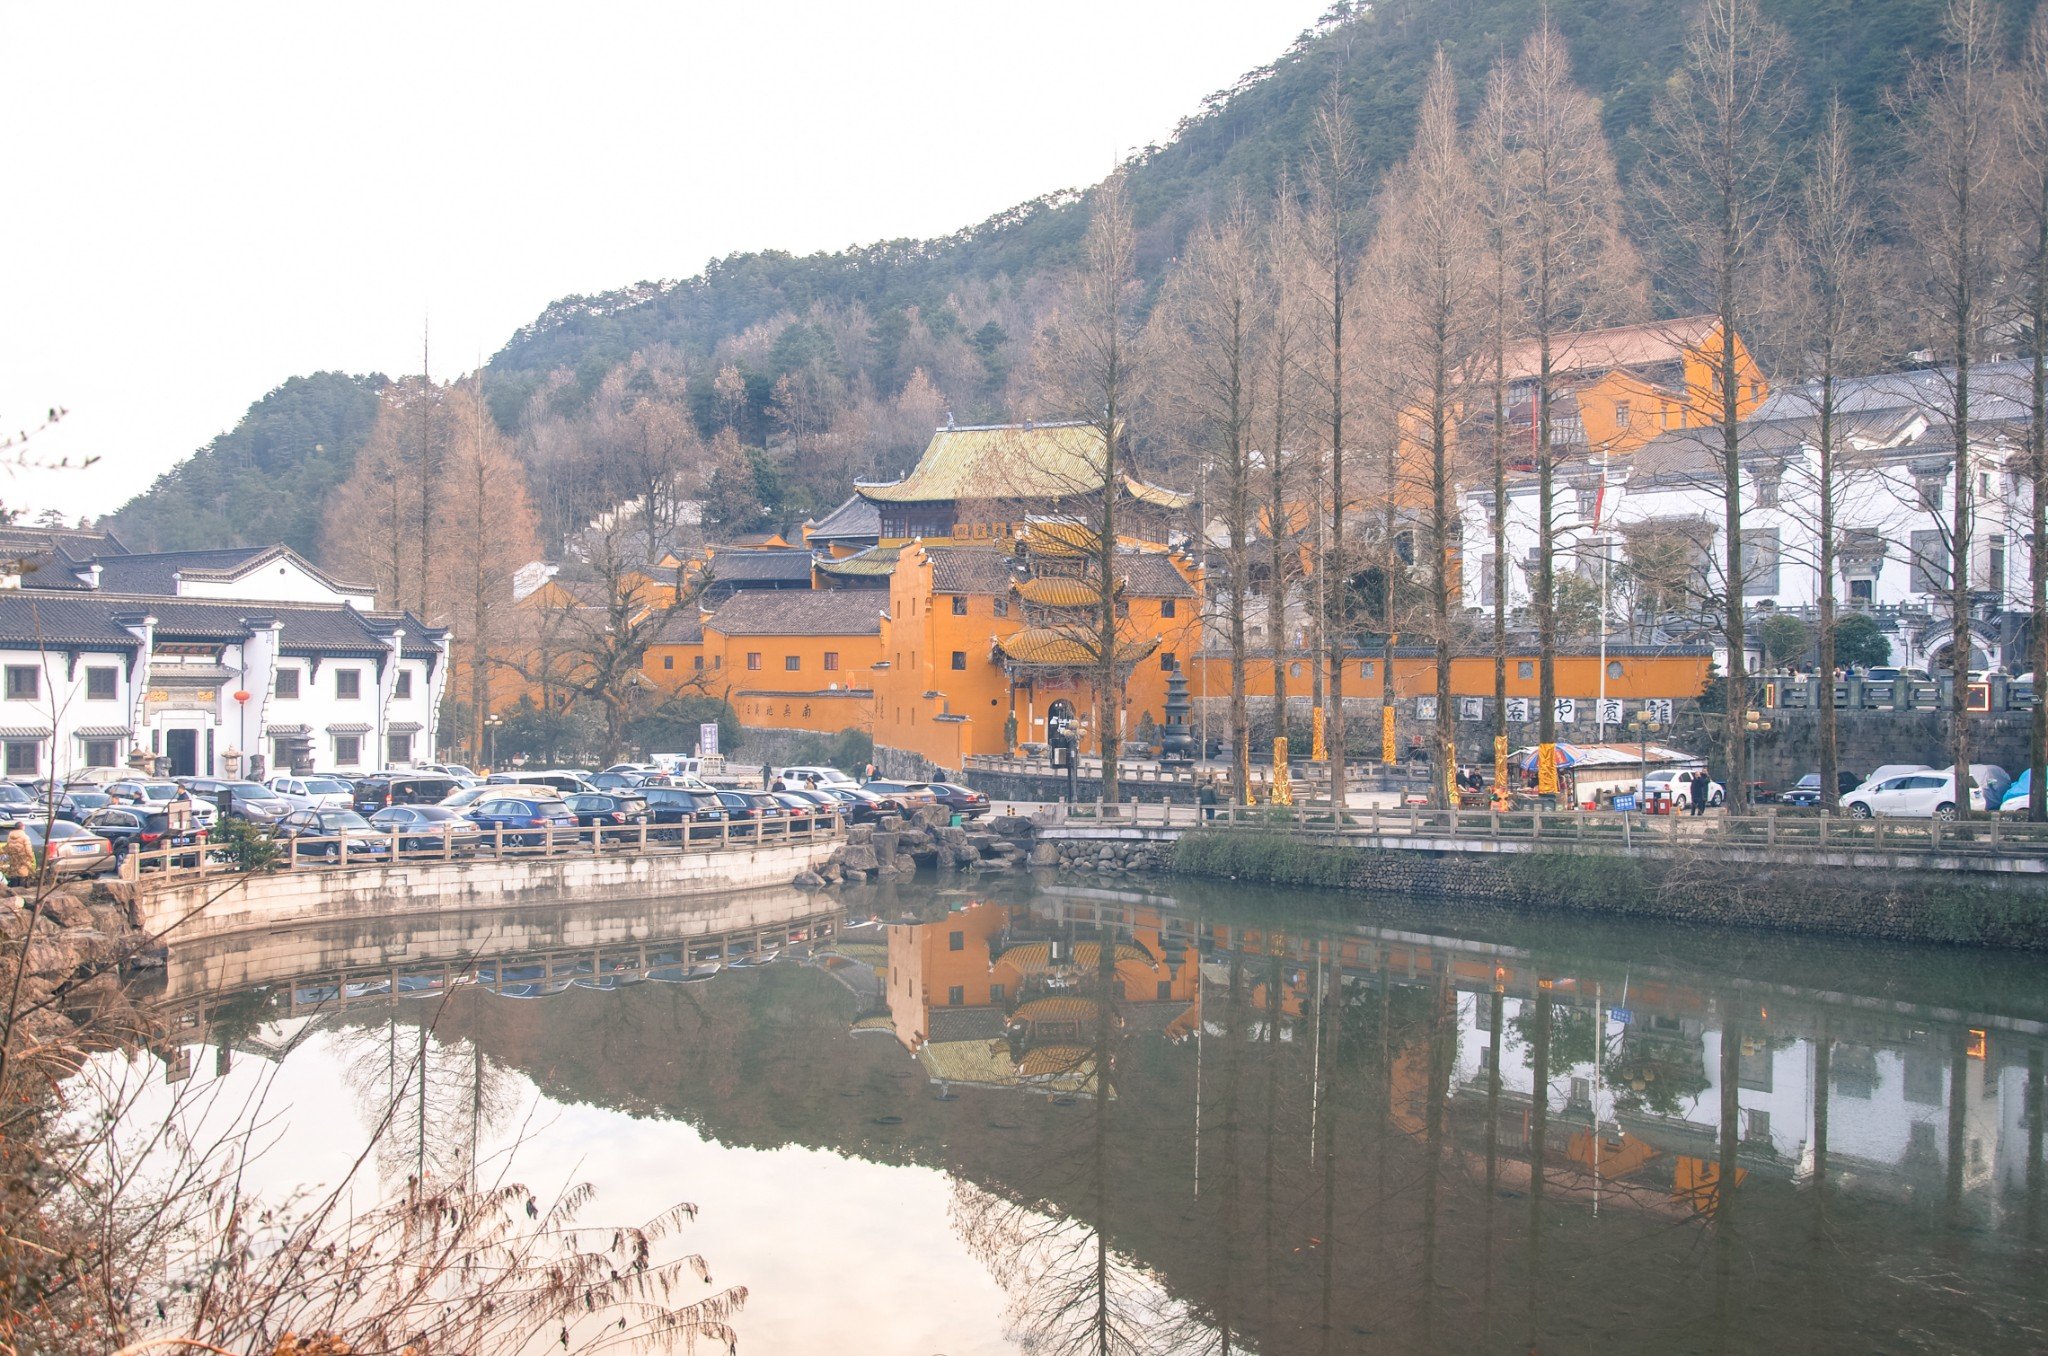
xmin=1113 ymin=551 xmax=1196 ymax=599
xmin=0 ymin=595 xmax=140 ymax=646
xmin=705 ymin=548 xmax=815 ymax=584
xmin=703 ymin=590 xmax=885 ymax=637
xmin=927 ymin=547 xmax=1015 ymax=595
xmin=89 ymin=544 xmax=372 ymax=599
xmin=805 ymin=495 xmax=882 ymax=541
xmin=652 ymin=609 xmax=703 ymax=645
xmin=0 ymin=524 xmax=128 ymax=560
xmin=0 ymin=591 xmax=442 ymax=655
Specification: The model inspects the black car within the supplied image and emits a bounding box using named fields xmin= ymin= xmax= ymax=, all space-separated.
xmin=715 ymin=790 xmax=787 ymax=836
xmin=352 ymin=773 xmax=464 ymax=814
xmin=273 ymin=809 xmax=393 ymax=861
xmin=564 ymin=792 xmax=652 ymax=841
xmin=52 ymin=789 xmax=115 ymax=823
xmin=82 ymin=807 xmax=208 ymax=867
xmin=1779 ymin=770 xmax=1863 ymax=808
xmin=927 ymin=782 xmax=992 ymax=819
xmin=643 ymin=787 xmax=729 ymax=840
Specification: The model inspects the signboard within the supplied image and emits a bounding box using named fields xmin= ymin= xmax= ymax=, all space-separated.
xmin=1613 ymin=793 xmax=1637 ymax=812
xmin=1647 ymin=698 xmax=1674 ymax=724
xmin=1609 ymin=1007 xmax=1634 ymax=1025
xmin=1507 ymin=697 xmax=1531 ymax=724
xmin=1555 ymin=697 xmax=1577 ymax=725
xmin=1459 ymin=697 xmax=1485 ymax=723
xmin=1416 ymin=695 xmax=1438 ymax=721
xmin=698 ymin=722 xmax=719 ymax=757
xmin=1599 ymin=698 xmax=1624 ymax=727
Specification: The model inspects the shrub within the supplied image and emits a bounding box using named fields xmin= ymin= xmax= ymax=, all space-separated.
xmin=208 ymin=816 xmax=280 ymax=872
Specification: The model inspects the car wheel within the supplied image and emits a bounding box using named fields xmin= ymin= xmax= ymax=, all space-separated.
xmin=1934 ymin=803 xmax=1957 ymax=822
xmin=1848 ymin=803 xmax=1873 ymax=819
xmin=1709 ymin=791 xmax=1724 ymax=807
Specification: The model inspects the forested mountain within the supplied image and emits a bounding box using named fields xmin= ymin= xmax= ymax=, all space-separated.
xmin=105 ymin=0 xmax=2037 ymax=556
xmin=103 ymin=372 xmax=386 ymax=555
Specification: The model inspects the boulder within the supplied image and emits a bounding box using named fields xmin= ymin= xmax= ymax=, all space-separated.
xmin=792 ymin=869 xmax=827 ymax=889
xmin=87 ymin=902 xmax=132 ymax=935
xmin=36 ymin=892 xmax=94 ymax=930
xmin=873 ymin=832 xmax=901 ymax=863
xmin=839 ymin=844 xmax=880 ymax=874
xmin=891 ymin=853 xmax=918 ymax=875
xmin=967 ymin=832 xmax=1000 ymax=853
xmin=846 ymin=824 xmax=877 ymax=846
xmin=939 ymin=825 xmax=971 ymax=848
xmin=989 ymin=815 xmax=1034 ymax=839
xmin=952 ymin=843 xmax=981 ymax=867
xmin=21 ymin=940 xmax=74 ymax=976
xmin=1029 ymin=841 xmax=1062 ymax=867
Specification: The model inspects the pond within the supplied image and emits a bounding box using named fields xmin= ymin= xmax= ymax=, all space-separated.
xmin=134 ymin=876 xmax=2048 ymax=1353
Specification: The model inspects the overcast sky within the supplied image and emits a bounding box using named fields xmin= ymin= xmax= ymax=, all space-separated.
xmin=2 ymin=1 xmax=1330 ymax=526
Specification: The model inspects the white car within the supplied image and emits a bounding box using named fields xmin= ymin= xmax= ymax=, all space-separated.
xmin=1641 ymin=768 xmax=1724 ymax=807
xmin=772 ymin=765 xmax=858 ymax=791
xmin=266 ymin=774 xmax=357 ymax=810
xmin=1840 ymin=769 xmax=1987 ymax=820
xmin=104 ymin=778 xmax=217 ymax=829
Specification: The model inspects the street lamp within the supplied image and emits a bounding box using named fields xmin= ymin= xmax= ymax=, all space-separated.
xmin=484 ymin=715 xmax=501 ymax=771
xmin=1628 ymin=712 xmax=1660 ymax=806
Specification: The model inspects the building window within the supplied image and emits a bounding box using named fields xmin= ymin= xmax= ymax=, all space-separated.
xmin=395 ymin=672 xmax=413 ymax=699
xmin=1160 ymin=652 xmax=1176 ymax=671
xmin=993 ymin=596 xmax=1008 ymax=617
xmin=1909 ymin=530 xmax=1948 ymax=595
xmin=949 ymin=930 xmax=964 ymax=951
xmin=1988 ymin=534 xmax=2007 ymax=594
xmin=387 ymin=732 xmax=411 ymax=764
xmin=1739 ymin=527 xmax=1781 ymax=595
xmin=1480 ymin=553 xmax=1498 ymax=606
xmin=1753 ymin=467 xmax=1781 ymax=509
xmin=693 ymin=655 xmax=705 ymax=670
xmin=1161 ymin=598 xmax=1176 ymax=618
xmin=274 ymin=669 xmax=300 ymax=699
xmin=952 ymin=595 xmax=968 ymax=615
xmin=334 ymin=735 xmax=361 ymax=766
xmin=3 ymin=741 xmax=38 ymax=776
xmin=1850 ymin=578 xmax=1874 ymax=604
xmin=1607 ymin=660 xmax=1624 ymax=679
xmin=1615 ymin=400 xmax=1631 ymax=428
xmin=85 ymin=667 xmax=117 ymax=701
xmin=335 ymin=669 xmax=361 ymax=700
xmin=1157 ymin=980 xmax=1173 ymax=1000
xmin=1917 ymin=477 xmax=1944 ymax=512
xmin=1519 ymin=661 xmax=1535 ymax=679
xmin=785 ymin=655 xmax=801 ymax=671
xmin=990 ymin=983 xmax=1006 ymax=1003
xmin=1361 ymin=661 xmax=1376 ymax=678
xmin=951 ymin=651 xmax=968 ymax=670
xmin=664 ymin=655 xmax=674 ymax=670
xmin=947 ymin=985 xmax=964 ymax=1006
xmin=4 ymin=666 xmax=38 ymax=701
xmin=824 ymin=652 xmax=839 ymax=671
xmin=83 ymin=738 xmax=118 ymax=767
xmin=747 ymin=652 xmax=762 ymax=671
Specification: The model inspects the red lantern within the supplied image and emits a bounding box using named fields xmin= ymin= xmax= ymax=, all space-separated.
xmin=232 ymin=690 xmax=251 ymax=704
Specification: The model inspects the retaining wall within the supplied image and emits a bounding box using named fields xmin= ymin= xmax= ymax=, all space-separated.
xmin=120 ymin=839 xmax=836 ymax=942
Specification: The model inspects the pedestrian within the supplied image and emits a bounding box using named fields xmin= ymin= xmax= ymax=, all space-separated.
xmin=1688 ymin=771 xmax=1710 ymax=817
xmin=3 ymin=819 xmax=33 ymax=886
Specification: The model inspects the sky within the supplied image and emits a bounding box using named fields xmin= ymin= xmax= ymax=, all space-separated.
xmin=2 ymin=0 xmax=1332 ymax=526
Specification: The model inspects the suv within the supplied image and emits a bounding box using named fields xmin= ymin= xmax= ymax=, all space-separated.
xmin=179 ymin=778 xmax=292 ymax=822
xmin=1641 ymin=769 xmax=1724 ymax=808
xmin=771 ymin=765 xmax=857 ymax=791
xmin=1841 ymin=769 xmax=1987 ymax=820
xmin=642 ymin=787 xmax=727 ymax=840
xmin=83 ymin=806 xmax=207 ymax=867
xmin=273 ymin=808 xmax=393 ymax=861
xmin=266 ymin=774 xmax=357 ymax=810
xmin=352 ymin=773 xmax=464 ymax=814
xmin=105 ymin=779 xmax=217 ymax=828
xmin=564 ymin=791 xmax=652 ymax=840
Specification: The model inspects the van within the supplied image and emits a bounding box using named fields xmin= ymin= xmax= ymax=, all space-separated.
xmin=353 ymin=773 xmax=463 ymax=814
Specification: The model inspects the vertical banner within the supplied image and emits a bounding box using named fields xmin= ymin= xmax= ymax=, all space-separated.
xmin=1381 ymin=704 xmax=1397 ymax=765
xmin=1493 ymin=734 xmax=1512 ymax=809
xmin=1537 ymin=741 xmax=1560 ymax=796
xmin=1271 ymin=736 xmax=1292 ymax=806
xmin=1311 ymin=705 xmax=1327 ymax=762
xmin=699 ymin=722 xmax=720 ymax=757
xmin=1444 ymin=739 xmax=1460 ymax=808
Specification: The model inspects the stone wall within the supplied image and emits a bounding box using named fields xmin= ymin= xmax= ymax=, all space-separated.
xmin=1666 ymin=707 xmax=2034 ymax=787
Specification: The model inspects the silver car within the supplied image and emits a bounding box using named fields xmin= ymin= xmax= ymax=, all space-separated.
xmin=266 ymin=774 xmax=357 ymax=811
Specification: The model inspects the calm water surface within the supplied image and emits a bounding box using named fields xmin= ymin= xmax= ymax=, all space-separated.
xmin=147 ymin=878 xmax=2048 ymax=1354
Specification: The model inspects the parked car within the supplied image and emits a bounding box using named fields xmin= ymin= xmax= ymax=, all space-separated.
xmin=643 ymin=787 xmax=729 ymax=840
xmin=352 ymin=773 xmax=465 ymax=815
xmin=1853 ymin=764 xmax=1933 ymax=794
xmin=485 ymin=770 xmax=595 ymax=795
xmin=815 ymin=785 xmax=891 ymax=823
xmin=50 ymin=789 xmax=115 ymax=823
xmin=714 ymin=790 xmax=787 ymax=836
xmin=441 ymin=781 xmax=567 ymax=810
xmin=368 ymin=804 xmax=485 ymax=853
xmin=1640 ymin=769 xmax=1724 ymax=808
xmin=927 ymin=782 xmax=992 ymax=818
xmin=1840 ymin=768 xmax=1988 ymax=820
xmin=105 ymin=779 xmax=217 ymax=828
xmin=273 ymin=808 xmax=393 ymax=861
xmin=0 ymin=782 xmax=33 ymax=813
xmin=83 ymin=806 xmax=207 ymax=867
xmin=586 ymin=771 xmax=648 ymax=791
xmin=862 ymin=779 xmax=939 ymax=808
xmin=266 ymin=774 xmax=358 ymax=810
xmin=771 ymin=765 xmax=858 ymax=791
xmin=770 ymin=791 xmax=831 ymax=828
xmin=417 ymin=762 xmax=479 ymax=783
xmin=23 ymin=820 xmax=113 ymax=876
xmin=1778 ymin=771 xmax=1863 ymax=809
xmin=466 ymin=795 xmax=580 ymax=846
xmin=179 ymin=778 xmax=293 ymax=823
xmin=565 ymin=791 xmax=652 ymax=840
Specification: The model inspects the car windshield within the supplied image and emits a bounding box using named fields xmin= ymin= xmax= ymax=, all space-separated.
xmin=223 ymin=783 xmax=272 ymax=797
xmin=303 ymin=778 xmax=350 ymax=793
xmin=567 ymin=795 xmax=607 ymax=810
xmin=0 ymin=785 xmax=30 ymax=804
xmin=323 ymin=812 xmax=376 ymax=831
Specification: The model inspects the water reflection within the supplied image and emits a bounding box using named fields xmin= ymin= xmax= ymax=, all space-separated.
xmin=148 ymin=880 xmax=2048 ymax=1354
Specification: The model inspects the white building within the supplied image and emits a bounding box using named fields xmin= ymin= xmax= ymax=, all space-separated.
xmin=1460 ymin=362 xmax=2039 ymax=672
xmin=0 ymin=531 xmax=449 ymax=779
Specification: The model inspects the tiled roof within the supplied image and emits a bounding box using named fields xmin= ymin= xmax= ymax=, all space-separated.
xmin=703 ymin=548 xmax=815 ymax=583
xmin=0 ymin=595 xmax=141 ymax=646
xmin=860 ymin=422 xmax=1190 ymax=509
xmin=0 ymin=591 xmax=441 ymax=655
xmin=995 ymin=626 xmax=1160 ymax=667
xmin=927 ymin=547 xmax=1015 ymax=595
xmin=88 ymin=544 xmax=372 ymax=599
xmin=804 ymin=495 xmax=882 ymax=541
xmin=815 ymin=545 xmax=902 ymax=579
xmin=1114 ymin=552 xmax=1196 ymax=599
xmin=651 ymin=609 xmax=703 ymax=645
xmin=703 ymin=590 xmax=884 ymax=637
xmin=1501 ymin=315 xmax=1718 ymax=384
xmin=1015 ymin=576 xmax=1103 ymax=608
xmin=0 ymin=524 xmax=128 ymax=560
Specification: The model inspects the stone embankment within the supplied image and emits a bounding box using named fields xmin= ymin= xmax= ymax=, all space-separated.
xmin=1 ymin=882 xmax=160 ymax=1047
xmin=806 ymin=810 xmax=1044 ymax=885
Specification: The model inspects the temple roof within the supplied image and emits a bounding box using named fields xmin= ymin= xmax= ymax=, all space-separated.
xmin=702 ymin=589 xmax=885 ymax=637
xmin=859 ymin=422 xmax=1190 ymax=509
xmin=1501 ymin=315 xmax=1719 ymax=385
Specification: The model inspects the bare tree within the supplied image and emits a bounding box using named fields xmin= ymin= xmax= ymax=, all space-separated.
xmin=1151 ymin=196 xmax=1267 ymax=799
xmin=1642 ymin=0 xmax=1796 ymax=812
xmin=1369 ymin=50 xmax=1485 ymax=807
xmin=324 ymin=375 xmax=458 ymax=615
xmin=1302 ymin=87 xmax=1363 ymax=812
xmin=1897 ymin=0 xmax=2014 ymax=816
xmin=1263 ymin=189 xmax=1313 ymax=766
xmin=2013 ymin=7 xmax=2048 ymax=818
xmin=1760 ymin=98 xmax=1888 ymax=815
xmin=1496 ymin=23 xmax=1645 ymax=799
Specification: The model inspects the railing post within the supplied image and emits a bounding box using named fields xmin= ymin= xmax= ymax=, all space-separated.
xmin=1766 ymin=816 xmax=1776 ymax=850
xmin=287 ymin=837 xmax=298 ymax=871
xmin=639 ymin=822 xmax=649 ymax=854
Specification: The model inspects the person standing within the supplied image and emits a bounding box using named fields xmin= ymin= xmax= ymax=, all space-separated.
xmin=1689 ymin=771 xmax=1710 ymax=817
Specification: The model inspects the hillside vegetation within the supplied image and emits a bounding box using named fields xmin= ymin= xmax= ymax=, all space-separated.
xmin=104 ymin=0 xmax=2033 ymax=555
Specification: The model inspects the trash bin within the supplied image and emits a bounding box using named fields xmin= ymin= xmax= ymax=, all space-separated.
xmin=949 ymin=812 xmax=964 ymax=828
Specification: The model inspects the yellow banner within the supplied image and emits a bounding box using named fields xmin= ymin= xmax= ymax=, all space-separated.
xmin=1381 ymin=705 xmax=1396 ymax=765
xmin=1271 ymin=736 xmax=1292 ymax=806
xmin=1494 ymin=734 xmax=1513 ymax=809
xmin=1537 ymin=742 xmax=1559 ymax=797
xmin=1311 ymin=705 xmax=1327 ymax=762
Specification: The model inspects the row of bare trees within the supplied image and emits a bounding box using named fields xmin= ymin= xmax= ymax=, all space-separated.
xmin=1062 ymin=0 xmax=2048 ymax=817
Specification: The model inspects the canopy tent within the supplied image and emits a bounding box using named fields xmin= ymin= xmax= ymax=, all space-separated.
xmin=1509 ymin=742 xmax=1696 ymax=773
